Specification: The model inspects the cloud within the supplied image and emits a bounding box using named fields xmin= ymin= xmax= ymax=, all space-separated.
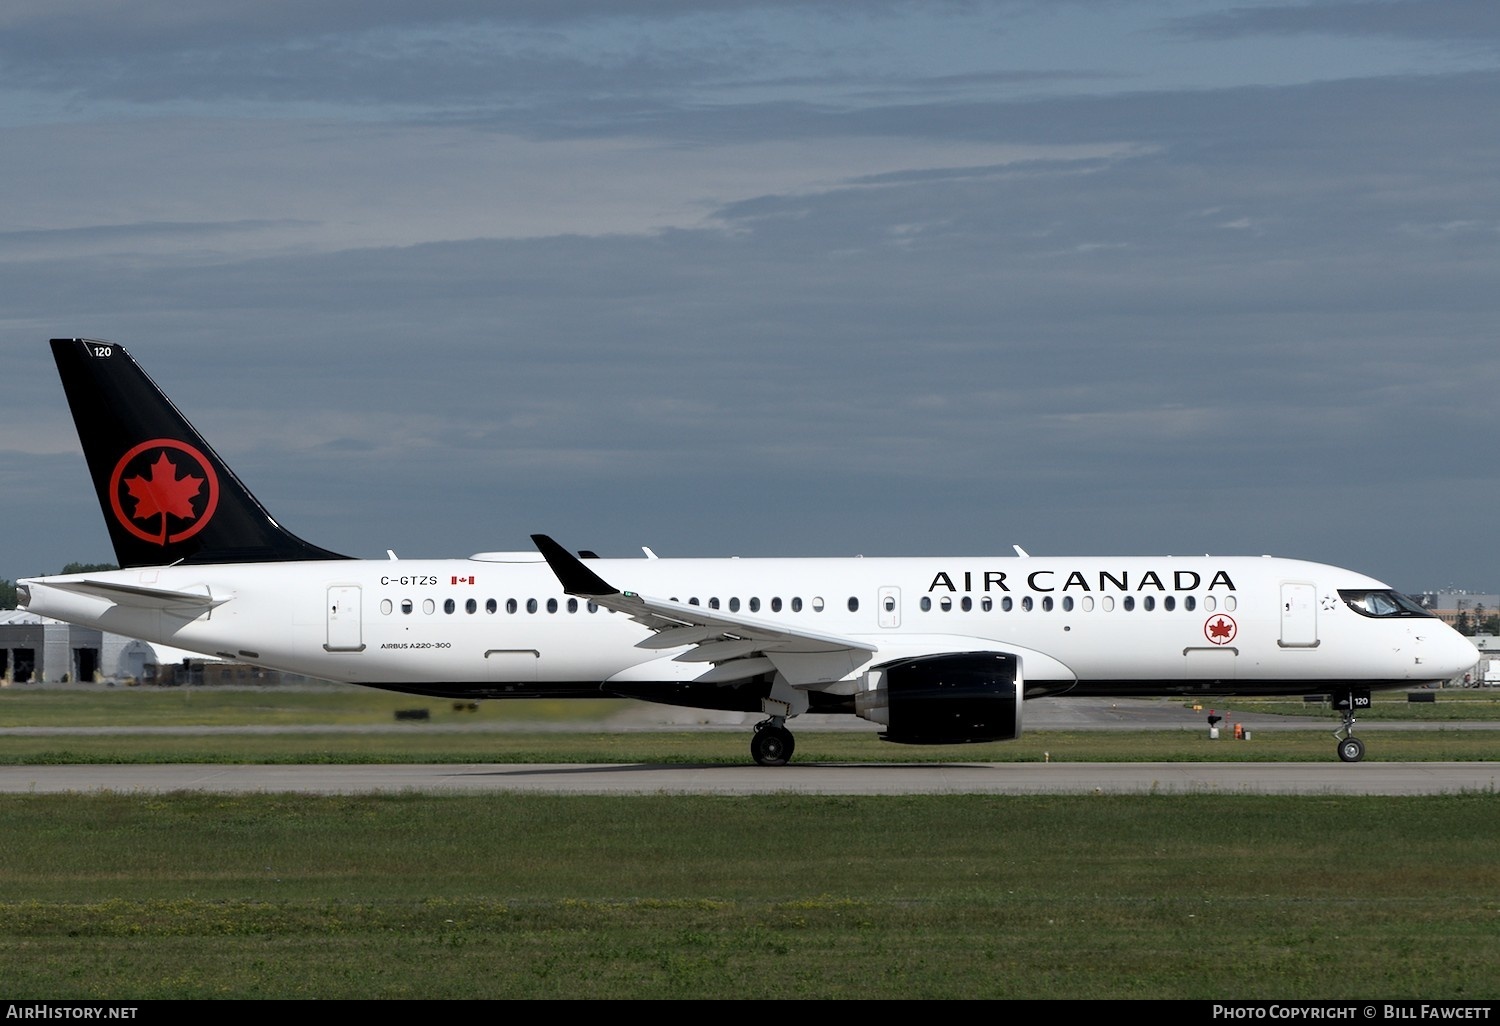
xmin=4 ymin=2 xmax=1499 ymax=587
xmin=1178 ymin=0 xmax=1500 ymax=49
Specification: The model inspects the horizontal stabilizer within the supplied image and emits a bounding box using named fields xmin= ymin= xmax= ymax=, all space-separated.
xmin=43 ymin=578 xmax=229 ymax=612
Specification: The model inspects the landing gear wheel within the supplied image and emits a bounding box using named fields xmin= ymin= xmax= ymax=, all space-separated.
xmin=751 ymin=725 xmax=795 ymax=766
xmin=1331 ymin=690 xmax=1369 ymax=763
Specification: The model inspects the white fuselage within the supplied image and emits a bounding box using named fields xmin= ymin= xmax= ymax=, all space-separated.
xmin=20 ymin=551 xmax=1480 ymax=703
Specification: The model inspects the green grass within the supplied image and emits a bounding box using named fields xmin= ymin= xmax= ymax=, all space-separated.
xmin=0 ymin=683 xmax=630 ymax=727
xmin=2 ymin=793 xmax=1498 ymax=999
xmin=4 ymin=687 xmax=1499 ymax=999
xmin=4 ymin=685 xmax=1500 ymax=762
xmin=1186 ymin=689 xmax=1500 ymax=720
xmin=1 ymin=727 xmax=1499 ymax=764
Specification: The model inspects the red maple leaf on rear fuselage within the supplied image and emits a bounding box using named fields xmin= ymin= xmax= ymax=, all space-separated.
xmin=124 ymin=452 xmax=203 ymax=543
xmin=1207 ymin=617 xmax=1234 ymax=640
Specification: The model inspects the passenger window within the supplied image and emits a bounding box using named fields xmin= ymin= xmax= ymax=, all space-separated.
xmin=1021 ymin=596 xmax=1033 ymax=611
xmin=465 ymin=598 xmax=477 ymax=614
xmin=940 ymin=596 xmax=952 ymax=612
xmin=1184 ymin=596 xmax=1196 ymax=611
xmin=709 ymin=598 xmax=719 ymax=610
xmin=1143 ymin=596 xmax=1155 ymax=611
xmin=729 ymin=597 xmax=740 ymax=612
xmin=422 ymin=599 xmax=435 ymax=615
xmin=547 ymin=598 xmax=558 ymax=613
xmin=486 ymin=598 xmax=497 ymax=614
xmin=1204 ymin=596 xmax=1217 ymax=612
xmin=1164 ymin=596 xmax=1175 ymax=611
xmin=1042 ymin=596 xmax=1053 ymax=612
xmin=526 ymin=598 xmax=538 ymax=614
xmin=849 ymin=597 xmax=860 ymax=612
xmin=771 ymin=597 xmax=782 ymax=612
xmin=812 ymin=597 xmax=825 ymax=612
xmin=920 ymin=597 xmax=932 ymax=612
xmin=1002 ymin=597 xmax=1013 ymax=612
xmin=792 ymin=597 xmax=803 ymax=612
xmin=568 ymin=598 xmax=578 ymax=613
xmin=883 ymin=596 xmax=896 ymax=612
xmin=981 ymin=597 xmax=993 ymax=612
xmin=1102 ymin=596 xmax=1115 ymax=612
xmin=380 ymin=599 xmax=393 ymax=615
xmin=1082 ymin=596 xmax=1094 ymax=612
xmin=401 ymin=599 xmax=413 ymax=615
xmin=1123 ymin=596 xmax=1135 ymax=612
xmin=749 ymin=597 xmax=760 ymax=612
xmin=506 ymin=598 xmax=518 ymax=614
xmin=1062 ymin=596 xmax=1074 ymax=612
xmin=961 ymin=596 xmax=972 ymax=612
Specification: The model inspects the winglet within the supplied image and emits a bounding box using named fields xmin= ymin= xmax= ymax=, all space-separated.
xmin=531 ymin=534 xmax=620 ymax=597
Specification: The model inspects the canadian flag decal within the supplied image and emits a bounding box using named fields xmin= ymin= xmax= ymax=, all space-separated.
xmin=452 ymin=575 xmax=475 ymax=585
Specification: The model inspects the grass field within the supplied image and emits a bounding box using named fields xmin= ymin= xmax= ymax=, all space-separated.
xmin=3 ymin=683 xmax=1500 ymax=763
xmin=6 ymin=681 xmax=1499 ymax=726
xmin=2 ymin=792 xmax=1498 ymax=999
xmin=4 ymin=726 xmax=1500 ymax=764
xmin=2 ymin=684 xmax=1498 ymax=999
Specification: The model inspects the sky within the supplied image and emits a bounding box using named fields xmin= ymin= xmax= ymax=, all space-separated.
xmin=2 ymin=0 xmax=1497 ymax=593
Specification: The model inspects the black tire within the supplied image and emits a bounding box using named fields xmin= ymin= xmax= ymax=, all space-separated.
xmin=1337 ymin=737 xmax=1365 ymax=763
xmin=751 ymin=726 xmax=794 ymax=766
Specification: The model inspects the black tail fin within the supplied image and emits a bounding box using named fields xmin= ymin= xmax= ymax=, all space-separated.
xmin=51 ymin=338 xmax=350 ymax=567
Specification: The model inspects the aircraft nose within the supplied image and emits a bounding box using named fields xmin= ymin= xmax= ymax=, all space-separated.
xmin=1428 ymin=627 xmax=1481 ymax=680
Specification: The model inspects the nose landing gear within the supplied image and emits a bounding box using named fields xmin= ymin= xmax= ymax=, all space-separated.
xmin=1332 ymin=689 xmax=1371 ymax=762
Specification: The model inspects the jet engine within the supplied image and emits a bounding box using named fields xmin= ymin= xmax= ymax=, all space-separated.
xmin=855 ymin=652 xmax=1022 ymax=745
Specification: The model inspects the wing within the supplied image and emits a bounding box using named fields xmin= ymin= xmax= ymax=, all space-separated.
xmin=531 ymin=534 xmax=875 ymax=685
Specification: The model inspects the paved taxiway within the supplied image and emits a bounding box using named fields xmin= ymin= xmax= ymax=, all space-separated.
xmin=2 ymin=761 xmax=1495 ymax=795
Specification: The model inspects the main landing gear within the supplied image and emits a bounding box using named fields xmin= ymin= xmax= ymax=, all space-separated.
xmin=1332 ymin=689 xmax=1371 ymax=763
xmin=751 ymin=717 xmax=795 ymax=766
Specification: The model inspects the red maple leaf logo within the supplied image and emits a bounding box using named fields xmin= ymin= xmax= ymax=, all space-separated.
xmin=1207 ymin=617 xmax=1235 ymax=642
xmin=123 ymin=452 xmax=204 ymax=544
xmin=108 ymin=439 xmax=220 ymax=547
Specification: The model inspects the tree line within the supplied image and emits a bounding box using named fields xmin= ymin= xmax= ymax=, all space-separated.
xmin=0 ymin=564 xmax=118 ymax=608
xmin=1453 ymin=608 xmax=1500 ymax=637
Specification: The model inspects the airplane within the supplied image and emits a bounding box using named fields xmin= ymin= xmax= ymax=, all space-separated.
xmin=19 ymin=338 xmax=1479 ymax=765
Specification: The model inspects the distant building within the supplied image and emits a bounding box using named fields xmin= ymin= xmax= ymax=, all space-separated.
xmin=1415 ymin=591 xmax=1500 ymax=628
xmin=0 ymin=610 xmax=210 ymax=684
xmin=0 ymin=611 xmax=333 ymax=686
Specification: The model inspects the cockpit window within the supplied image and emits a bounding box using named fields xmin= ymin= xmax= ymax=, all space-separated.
xmin=1339 ymin=589 xmax=1433 ymax=618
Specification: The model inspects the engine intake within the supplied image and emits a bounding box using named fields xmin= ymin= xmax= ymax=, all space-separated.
xmin=856 ymin=652 xmax=1023 ymax=745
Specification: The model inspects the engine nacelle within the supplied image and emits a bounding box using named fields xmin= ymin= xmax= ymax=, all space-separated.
xmin=855 ymin=652 xmax=1023 ymax=745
